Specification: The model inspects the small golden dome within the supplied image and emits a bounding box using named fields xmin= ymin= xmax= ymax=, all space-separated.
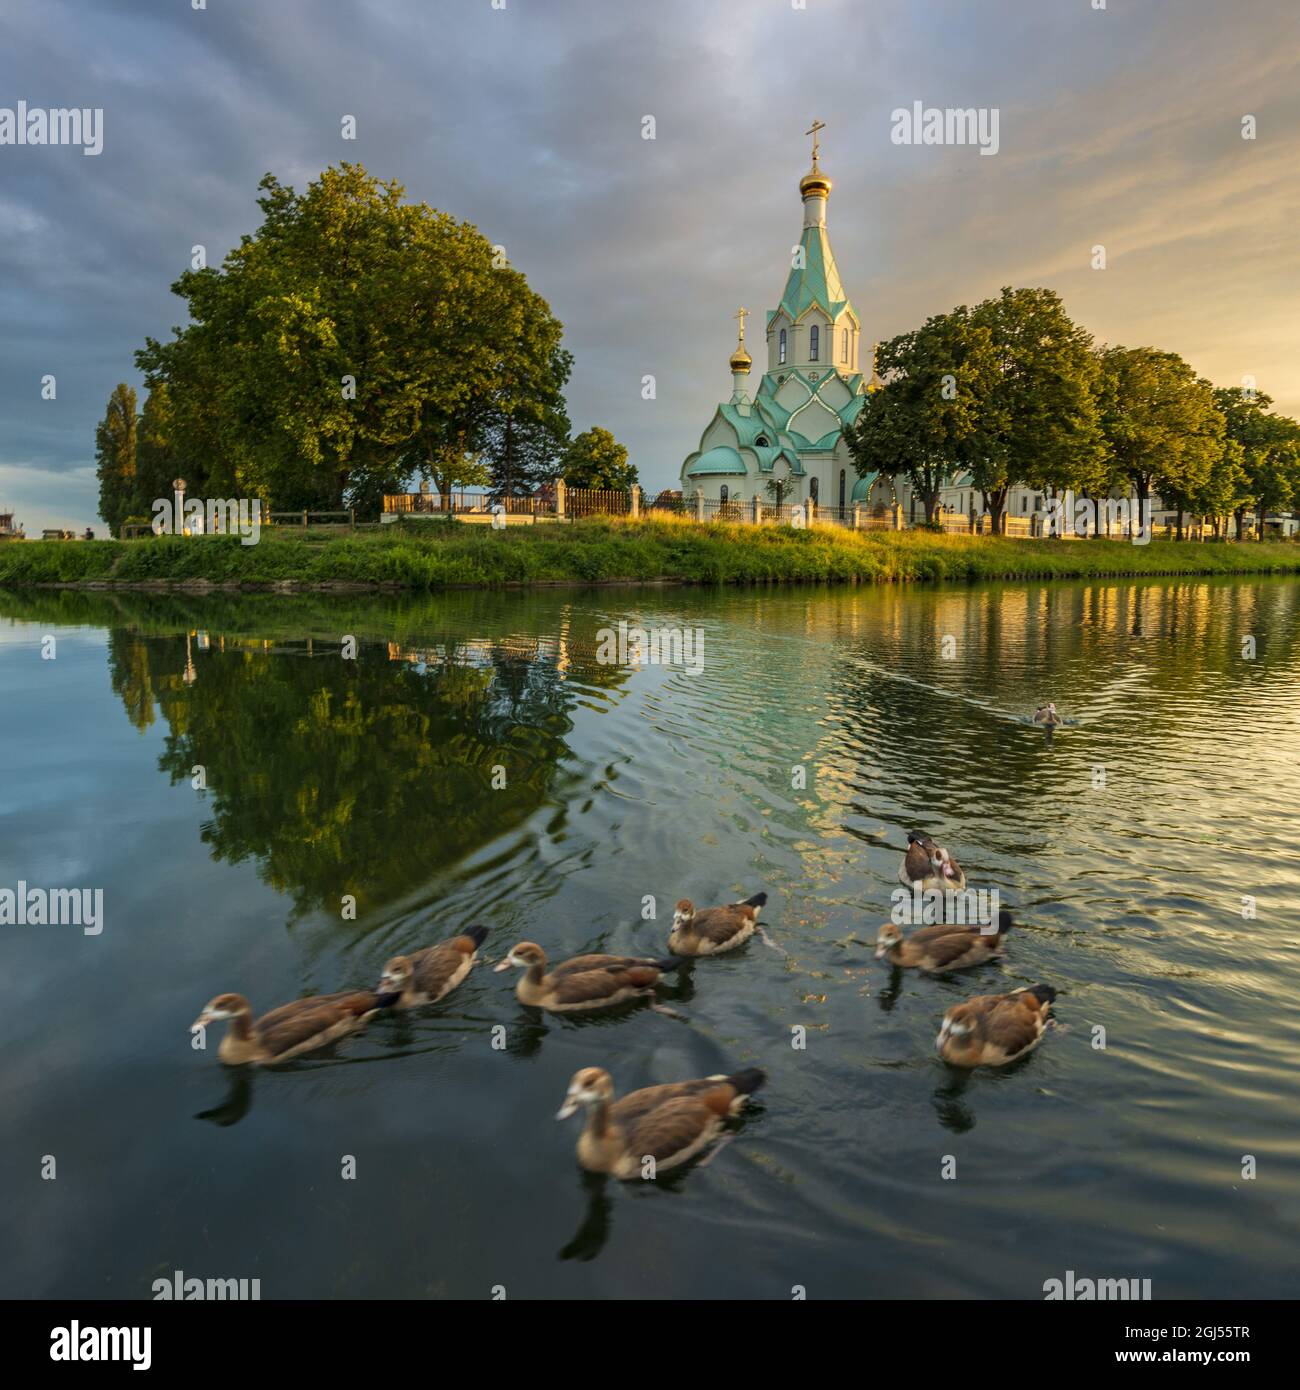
xmin=800 ymin=163 xmax=832 ymax=199
xmin=729 ymin=345 xmax=752 ymax=372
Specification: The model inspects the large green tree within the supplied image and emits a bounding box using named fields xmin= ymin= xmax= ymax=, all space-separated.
xmin=137 ymin=164 xmax=571 ymax=514
xmin=1213 ymin=387 xmax=1300 ymax=539
xmin=133 ymin=384 xmax=179 ymax=518
xmin=1095 ymin=347 xmax=1225 ymax=520
xmin=849 ymin=308 xmax=998 ymax=524
xmin=94 ymin=382 xmax=138 ymax=537
xmin=483 ymin=346 xmax=573 ymax=496
xmin=965 ymin=287 xmax=1103 ymax=531
xmin=561 ymin=426 xmax=637 ymax=491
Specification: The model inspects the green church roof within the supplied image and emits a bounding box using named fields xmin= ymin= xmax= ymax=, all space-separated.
xmin=776 ymin=223 xmax=856 ymax=324
xmin=684 ymin=445 xmax=748 ymax=477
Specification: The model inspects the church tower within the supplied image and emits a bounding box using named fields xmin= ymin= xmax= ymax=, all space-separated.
xmin=680 ymin=125 xmax=888 ymax=515
xmin=766 ymin=121 xmax=861 ymax=380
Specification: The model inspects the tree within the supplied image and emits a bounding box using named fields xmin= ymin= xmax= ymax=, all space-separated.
xmin=965 ymin=287 xmax=1103 ymax=532
xmin=138 ymin=164 xmax=571 ymax=514
xmin=483 ymin=346 xmax=573 ymax=496
xmin=95 ymin=383 xmax=138 ymax=537
xmin=134 ymin=385 xmax=178 ymax=518
xmin=435 ymin=453 xmax=492 ymax=511
xmin=1243 ymin=422 xmax=1300 ymax=540
xmin=849 ymin=308 xmax=998 ymax=524
xmin=1213 ymin=387 xmax=1300 ymax=539
xmin=1095 ymin=347 xmax=1224 ymax=522
xmin=1190 ymin=437 xmax=1250 ymax=538
xmin=765 ymin=474 xmax=794 ymax=508
xmin=561 ymin=427 xmax=636 ymax=491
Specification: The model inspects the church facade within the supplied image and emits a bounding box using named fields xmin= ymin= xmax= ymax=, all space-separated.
xmin=680 ymin=131 xmax=897 ymax=515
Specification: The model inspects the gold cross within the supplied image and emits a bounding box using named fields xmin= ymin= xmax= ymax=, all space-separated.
xmin=805 ymin=119 xmax=826 ymax=164
xmin=734 ymin=306 xmax=748 ymax=343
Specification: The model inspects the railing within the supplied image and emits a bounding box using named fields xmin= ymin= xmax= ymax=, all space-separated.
xmin=383 ymin=491 xmax=560 ymax=517
xmin=565 ymin=487 xmax=629 ymax=518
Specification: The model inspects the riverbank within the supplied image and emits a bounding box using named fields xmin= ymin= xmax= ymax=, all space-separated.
xmin=1 ymin=516 xmax=1297 ymax=590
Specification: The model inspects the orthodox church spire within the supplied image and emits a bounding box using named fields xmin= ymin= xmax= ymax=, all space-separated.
xmin=729 ymin=306 xmax=752 ymax=404
xmin=776 ymin=120 xmax=856 ymax=334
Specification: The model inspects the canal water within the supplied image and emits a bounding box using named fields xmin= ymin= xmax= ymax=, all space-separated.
xmin=1 ymin=577 xmax=1297 ymax=1299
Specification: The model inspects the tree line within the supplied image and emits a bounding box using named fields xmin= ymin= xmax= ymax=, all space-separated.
xmin=95 ymin=164 xmax=634 ymax=535
xmin=849 ymin=286 xmax=1300 ymax=539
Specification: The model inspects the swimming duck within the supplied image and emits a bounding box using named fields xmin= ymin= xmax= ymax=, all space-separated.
xmin=1033 ymin=703 xmax=1062 ymax=726
xmin=669 ymin=892 xmax=774 ymax=956
xmin=377 ymin=925 xmax=488 ymax=1008
xmin=876 ymin=909 xmax=1013 ymax=973
xmin=898 ymin=831 xmax=967 ymax=891
xmin=556 ymin=1066 xmax=765 ymax=1178
xmin=935 ymin=984 xmax=1056 ymax=1067
xmin=191 ymin=989 xmax=393 ymax=1066
xmin=494 ymin=942 xmax=687 ymax=1013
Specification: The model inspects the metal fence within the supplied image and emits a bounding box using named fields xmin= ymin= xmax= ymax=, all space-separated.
xmin=382 ymin=488 xmax=629 ymax=519
xmin=564 ymin=488 xmax=630 ymax=518
xmin=383 ymin=491 xmax=556 ymax=517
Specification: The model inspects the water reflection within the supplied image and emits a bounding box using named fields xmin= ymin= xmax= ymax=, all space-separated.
xmin=3 ymin=578 xmax=1299 ymax=1299
xmin=99 ymin=605 xmax=635 ymax=919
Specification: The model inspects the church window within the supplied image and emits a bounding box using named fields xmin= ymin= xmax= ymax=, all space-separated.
xmin=810 ymin=325 xmax=819 ymax=361
xmin=810 ymin=476 xmax=819 ymax=503
xmin=755 ymin=435 xmax=770 ymax=447
xmin=842 ymin=328 xmax=849 ymax=362
xmin=720 ymin=484 xmax=728 ymax=503
xmin=839 ymin=469 xmax=846 ymax=509
xmin=779 ymin=329 xmax=787 ymax=364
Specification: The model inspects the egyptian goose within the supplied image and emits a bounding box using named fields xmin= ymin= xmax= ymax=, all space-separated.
xmin=898 ymin=831 xmax=967 ymax=891
xmin=494 ymin=942 xmax=686 ymax=1014
xmin=191 ymin=989 xmax=393 ymax=1066
xmin=935 ymin=984 xmax=1056 ymax=1067
xmin=377 ymin=924 xmax=487 ymax=1008
xmin=876 ymin=909 xmax=1013 ymax=973
xmin=556 ymin=1066 xmax=765 ymax=1178
xmin=669 ymin=891 xmax=777 ymax=956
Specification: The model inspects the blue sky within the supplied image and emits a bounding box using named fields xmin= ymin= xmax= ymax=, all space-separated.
xmin=1 ymin=0 xmax=1297 ymax=531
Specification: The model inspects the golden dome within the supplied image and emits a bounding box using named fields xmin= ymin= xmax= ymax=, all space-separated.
xmin=729 ymin=345 xmax=752 ymax=372
xmin=799 ymin=163 xmax=832 ymax=199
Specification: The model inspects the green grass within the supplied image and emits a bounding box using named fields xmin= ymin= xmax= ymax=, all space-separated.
xmin=1 ymin=515 xmax=1297 ymax=591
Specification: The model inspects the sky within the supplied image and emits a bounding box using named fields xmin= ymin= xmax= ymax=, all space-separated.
xmin=1 ymin=0 xmax=1297 ymax=533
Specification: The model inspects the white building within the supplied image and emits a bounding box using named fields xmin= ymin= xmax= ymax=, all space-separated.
xmin=679 ymin=127 xmax=895 ymax=516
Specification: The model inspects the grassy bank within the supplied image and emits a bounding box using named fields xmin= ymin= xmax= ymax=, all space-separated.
xmin=1 ymin=516 xmax=1297 ymax=590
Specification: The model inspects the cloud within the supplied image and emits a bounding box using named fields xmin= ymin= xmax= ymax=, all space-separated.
xmin=0 ymin=0 xmax=1297 ymax=530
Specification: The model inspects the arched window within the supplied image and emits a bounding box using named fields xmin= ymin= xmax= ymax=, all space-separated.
xmin=779 ymin=329 xmax=787 ymax=364
xmin=755 ymin=435 xmax=769 ymax=447
xmin=839 ymin=468 xmax=846 ymax=509
xmin=809 ymin=325 xmax=819 ymax=361
xmin=810 ymin=476 xmax=819 ymax=503
xmin=720 ymin=484 xmax=728 ymax=503
xmin=842 ymin=328 xmax=849 ymax=362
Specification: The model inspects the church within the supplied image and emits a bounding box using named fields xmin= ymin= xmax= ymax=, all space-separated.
xmin=679 ymin=125 xmax=898 ymax=516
